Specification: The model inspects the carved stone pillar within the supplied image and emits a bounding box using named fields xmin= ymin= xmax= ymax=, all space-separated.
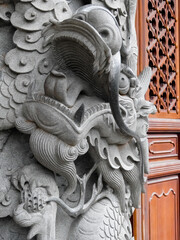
xmin=0 ymin=0 xmax=156 ymax=239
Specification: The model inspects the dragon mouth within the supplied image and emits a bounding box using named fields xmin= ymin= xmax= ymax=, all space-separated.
xmin=30 ymin=93 xmax=111 ymax=126
xmin=21 ymin=92 xmax=124 ymax=146
xmin=23 ymin=93 xmax=135 ymax=145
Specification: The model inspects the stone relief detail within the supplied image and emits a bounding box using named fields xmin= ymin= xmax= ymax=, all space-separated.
xmin=0 ymin=0 xmax=156 ymax=239
xmin=12 ymin=163 xmax=59 ymax=240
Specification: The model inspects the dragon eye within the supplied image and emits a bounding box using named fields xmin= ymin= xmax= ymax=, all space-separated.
xmin=75 ymin=15 xmax=85 ymax=21
xmin=99 ymin=29 xmax=109 ymax=38
xmin=5 ymin=11 xmax=11 ymax=19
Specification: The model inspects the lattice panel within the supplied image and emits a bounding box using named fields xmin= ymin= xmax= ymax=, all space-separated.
xmin=146 ymin=0 xmax=179 ymax=116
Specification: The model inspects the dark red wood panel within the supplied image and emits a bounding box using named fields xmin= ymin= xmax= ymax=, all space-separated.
xmin=147 ymin=176 xmax=179 ymax=240
xmin=134 ymin=1 xmax=180 ymax=240
xmin=148 ymin=134 xmax=178 ymax=160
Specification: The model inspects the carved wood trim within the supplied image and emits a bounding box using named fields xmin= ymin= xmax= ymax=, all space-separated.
xmin=148 ymin=118 xmax=180 ymax=132
xmin=148 ymin=160 xmax=180 ymax=179
xmin=148 ymin=174 xmax=179 ymax=184
xmin=149 ymin=187 xmax=177 ymax=240
xmin=148 ymin=134 xmax=178 ymax=160
xmin=149 ymin=140 xmax=175 ymax=154
xmin=149 ymin=188 xmax=176 ymax=202
xmin=133 ymin=194 xmax=146 ymax=240
xmin=147 ymin=175 xmax=179 ymax=240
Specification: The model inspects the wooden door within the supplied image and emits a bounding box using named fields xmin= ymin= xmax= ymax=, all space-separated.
xmin=134 ymin=0 xmax=180 ymax=239
xmin=147 ymin=176 xmax=179 ymax=240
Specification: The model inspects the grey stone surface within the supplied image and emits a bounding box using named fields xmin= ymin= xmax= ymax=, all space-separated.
xmin=0 ymin=0 xmax=156 ymax=239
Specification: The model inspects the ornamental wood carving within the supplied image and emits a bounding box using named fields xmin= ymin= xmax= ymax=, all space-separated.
xmin=146 ymin=176 xmax=179 ymax=240
xmin=137 ymin=0 xmax=179 ymax=119
xmin=148 ymin=134 xmax=178 ymax=159
xmin=146 ymin=0 xmax=179 ymax=117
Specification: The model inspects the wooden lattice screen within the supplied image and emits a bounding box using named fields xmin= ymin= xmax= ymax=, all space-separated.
xmin=138 ymin=0 xmax=179 ymax=118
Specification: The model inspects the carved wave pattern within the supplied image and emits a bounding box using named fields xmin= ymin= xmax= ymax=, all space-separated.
xmin=149 ymin=188 xmax=176 ymax=202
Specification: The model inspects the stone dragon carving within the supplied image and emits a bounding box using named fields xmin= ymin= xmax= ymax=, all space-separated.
xmin=0 ymin=0 xmax=156 ymax=239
